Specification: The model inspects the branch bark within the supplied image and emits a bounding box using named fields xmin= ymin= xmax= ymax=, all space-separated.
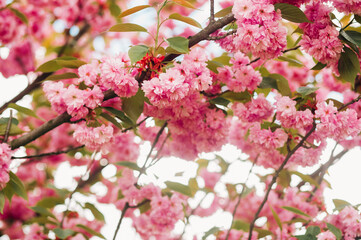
xmin=8 ymin=13 xmax=236 ymax=151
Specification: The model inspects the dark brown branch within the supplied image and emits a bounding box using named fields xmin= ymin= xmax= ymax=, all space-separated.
xmin=207 ymin=29 xmax=237 ymax=40
xmin=12 ymin=145 xmax=84 ymax=160
xmin=0 ymin=23 xmax=91 ymax=115
xmin=8 ymin=13 xmax=237 ymax=151
xmin=112 ymin=199 xmax=150 ymax=240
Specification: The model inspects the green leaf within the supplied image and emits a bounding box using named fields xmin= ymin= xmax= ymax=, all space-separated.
xmin=306 ymin=226 xmax=321 ymax=236
xmin=122 ymin=89 xmax=145 ymax=123
xmin=36 ymin=60 xmax=63 ymax=73
xmin=202 ymin=227 xmax=220 ymax=240
xmin=118 ymin=5 xmax=151 ymax=18
xmin=36 ymin=197 xmax=64 ymax=208
xmin=84 ymin=202 xmax=105 ymax=222
xmin=188 ymin=178 xmax=199 ymax=196
xmin=0 ymin=123 xmax=24 ymax=136
xmin=289 ymin=171 xmax=319 ymax=187
xmin=115 ymin=161 xmax=142 ymax=172
xmin=76 ymin=224 xmax=106 ymax=239
xmin=100 ymin=113 xmax=123 ymax=129
xmin=210 ymin=97 xmax=230 ymax=107
xmin=4 ymin=172 xmax=27 ymax=200
xmin=274 ymin=3 xmax=311 ymax=23
xmin=212 ymin=55 xmax=231 ymax=66
xmin=9 ymin=8 xmax=28 ymax=24
xmin=259 ymin=77 xmax=279 ymax=90
xmin=31 ymin=206 xmax=57 ymax=219
xmin=333 ymin=199 xmax=352 ymax=211
xmin=355 ymin=15 xmax=361 ymax=25
xmin=8 ymin=103 xmax=39 ymax=119
xmin=109 ymin=23 xmax=147 ymax=32
xmin=172 ymin=0 xmax=196 ymax=9
xmin=109 ymin=1 xmax=121 ymax=17
xmin=215 ymin=6 xmax=232 ymax=18
xmin=311 ymin=62 xmax=327 ymax=70
xmin=295 ymin=234 xmax=317 ymax=240
xmin=269 ymin=74 xmax=292 ymax=96
xmin=169 ymin=13 xmax=202 ymax=29
xmin=270 ymin=205 xmax=283 ymax=230
xmin=277 ymin=56 xmax=303 ymax=67
xmin=128 ymin=45 xmax=149 ymax=64
xmin=103 ymin=107 xmax=134 ymax=126
xmin=220 ymin=91 xmax=252 ymax=102
xmin=282 ymin=206 xmax=311 ymax=218
xmin=55 ymin=59 xmax=86 ymax=69
xmin=344 ymin=30 xmax=361 ymax=47
xmin=166 ymin=37 xmax=189 ymax=54
xmin=297 ymin=86 xmax=319 ymax=97
xmin=139 ymin=200 xmax=151 ymax=213
xmin=206 ymin=60 xmax=223 ymax=73
xmin=165 ymin=181 xmax=192 ymax=197
xmin=53 ymin=228 xmax=75 ymax=239
xmin=0 ymin=118 xmax=19 ymax=125
xmin=326 ymin=223 xmax=342 ymax=240
xmin=338 ymin=46 xmax=360 ymax=86
xmin=46 ymin=72 xmax=79 ymax=81
xmin=0 ymin=191 xmax=5 ymax=214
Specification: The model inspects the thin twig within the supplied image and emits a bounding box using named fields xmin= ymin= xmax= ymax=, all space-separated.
xmin=225 ymin=160 xmax=257 ymax=240
xmin=12 ymin=145 xmax=84 ymax=160
xmin=148 ymin=132 xmax=170 ymax=167
xmin=137 ymin=121 xmax=168 ymax=179
xmin=207 ymin=29 xmax=237 ymax=40
xmin=112 ymin=200 xmax=150 ymax=240
xmin=3 ymin=110 xmax=12 ymax=143
xmin=121 ymin=116 xmax=149 ymax=133
xmin=60 ymin=156 xmax=96 ymax=227
xmin=209 ymin=0 xmax=215 ymax=23
xmin=248 ymin=46 xmax=301 ymax=65
xmin=248 ymin=123 xmax=317 ymax=240
xmin=338 ymin=94 xmax=361 ymax=111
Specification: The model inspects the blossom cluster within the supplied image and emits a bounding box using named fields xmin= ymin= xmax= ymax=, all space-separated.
xmin=0 ymin=143 xmax=11 ymax=187
xmin=230 ymin=0 xmax=287 ymax=59
xmin=217 ymin=52 xmax=262 ymax=93
xmin=299 ymin=2 xmax=343 ymax=65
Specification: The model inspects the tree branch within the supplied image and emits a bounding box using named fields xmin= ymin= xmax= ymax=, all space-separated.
xmin=3 ymin=110 xmax=12 ymax=143
xmin=13 ymin=145 xmax=84 ymax=161
xmin=248 ymin=122 xmax=317 ymax=240
xmin=225 ymin=160 xmax=257 ymax=240
xmin=112 ymin=199 xmax=150 ymax=240
xmin=0 ymin=23 xmax=91 ymax=115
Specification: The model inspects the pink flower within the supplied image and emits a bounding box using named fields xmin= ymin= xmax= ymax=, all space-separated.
xmin=84 ymin=85 xmax=103 ymax=109
xmin=0 ymin=143 xmax=11 ymax=186
xmin=200 ymin=169 xmax=221 ymax=189
xmin=317 ymin=231 xmax=336 ymax=240
xmin=73 ymin=124 xmax=113 ymax=151
xmin=78 ymin=62 xmax=99 ymax=87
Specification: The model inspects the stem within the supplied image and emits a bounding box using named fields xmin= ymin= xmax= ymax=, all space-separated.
xmin=9 ymin=13 xmax=237 ymax=151
xmin=225 ymin=160 xmax=257 ymax=240
xmin=121 ymin=116 xmax=149 ymax=133
xmin=248 ymin=123 xmax=317 ymax=240
xmin=13 ymin=145 xmax=84 ymax=161
xmin=137 ymin=122 xmax=167 ymax=179
xmin=209 ymin=0 xmax=215 ymax=23
xmin=3 ymin=110 xmax=12 ymax=143
xmin=112 ymin=200 xmax=150 ymax=240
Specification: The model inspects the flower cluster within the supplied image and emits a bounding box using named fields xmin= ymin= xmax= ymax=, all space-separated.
xmin=299 ymin=2 xmax=343 ymax=65
xmin=73 ymin=123 xmax=113 ymax=151
xmin=231 ymin=0 xmax=287 ymax=59
xmin=0 ymin=143 xmax=11 ymax=187
xmin=217 ymin=52 xmax=262 ymax=92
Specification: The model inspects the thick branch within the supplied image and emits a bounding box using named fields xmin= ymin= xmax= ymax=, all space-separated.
xmin=7 ymin=13 xmax=236 ymax=150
